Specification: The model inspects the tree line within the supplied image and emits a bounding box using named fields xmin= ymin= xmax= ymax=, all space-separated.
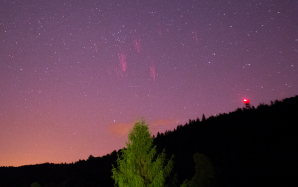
xmin=0 ymin=95 xmax=297 ymax=186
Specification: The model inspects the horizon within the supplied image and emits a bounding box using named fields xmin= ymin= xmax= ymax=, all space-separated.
xmin=1 ymin=95 xmax=296 ymax=167
xmin=1 ymin=0 xmax=297 ymax=167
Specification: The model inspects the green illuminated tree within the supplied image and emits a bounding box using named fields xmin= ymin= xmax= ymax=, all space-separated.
xmin=111 ymin=119 xmax=175 ymax=187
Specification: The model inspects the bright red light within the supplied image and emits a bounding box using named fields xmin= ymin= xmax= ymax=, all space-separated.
xmin=243 ymin=98 xmax=250 ymax=104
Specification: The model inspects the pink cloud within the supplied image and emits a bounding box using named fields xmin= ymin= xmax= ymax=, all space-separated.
xmin=107 ymin=118 xmax=179 ymax=137
xmin=107 ymin=122 xmax=134 ymax=137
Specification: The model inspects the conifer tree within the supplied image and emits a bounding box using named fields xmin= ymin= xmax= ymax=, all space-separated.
xmin=31 ymin=182 xmax=41 ymax=187
xmin=181 ymin=153 xmax=215 ymax=187
xmin=202 ymin=114 xmax=206 ymax=121
xmin=111 ymin=119 xmax=175 ymax=187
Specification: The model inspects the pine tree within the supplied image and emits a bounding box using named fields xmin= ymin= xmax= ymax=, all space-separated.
xmin=181 ymin=153 xmax=215 ymax=187
xmin=111 ymin=119 xmax=175 ymax=187
xmin=31 ymin=182 xmax=41 ymax=187
xmin=202 ymin=114 xmax=206 ymax=121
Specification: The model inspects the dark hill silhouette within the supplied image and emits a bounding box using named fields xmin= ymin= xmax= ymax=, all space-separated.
xmin=0 ymin=95 xmax=297 ymax=187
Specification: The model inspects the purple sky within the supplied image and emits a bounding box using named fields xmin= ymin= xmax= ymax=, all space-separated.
xmin=1 ymin=0 xmax=297 ymax=167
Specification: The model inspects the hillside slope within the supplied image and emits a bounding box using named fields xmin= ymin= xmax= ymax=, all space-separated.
xmin=1 ymin=95 xmax=297 ymax=187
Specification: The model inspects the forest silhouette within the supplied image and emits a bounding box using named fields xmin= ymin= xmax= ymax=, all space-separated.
xmin=0 ymin=95 xmax=297 ymax=187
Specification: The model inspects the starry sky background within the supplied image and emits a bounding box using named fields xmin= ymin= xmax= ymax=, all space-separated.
xmin=0 ymin=0 xmax=297 ymax=167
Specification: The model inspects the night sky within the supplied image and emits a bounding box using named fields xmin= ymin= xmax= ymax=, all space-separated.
xmin=1 ymin=0 xmax=297 ymax=167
